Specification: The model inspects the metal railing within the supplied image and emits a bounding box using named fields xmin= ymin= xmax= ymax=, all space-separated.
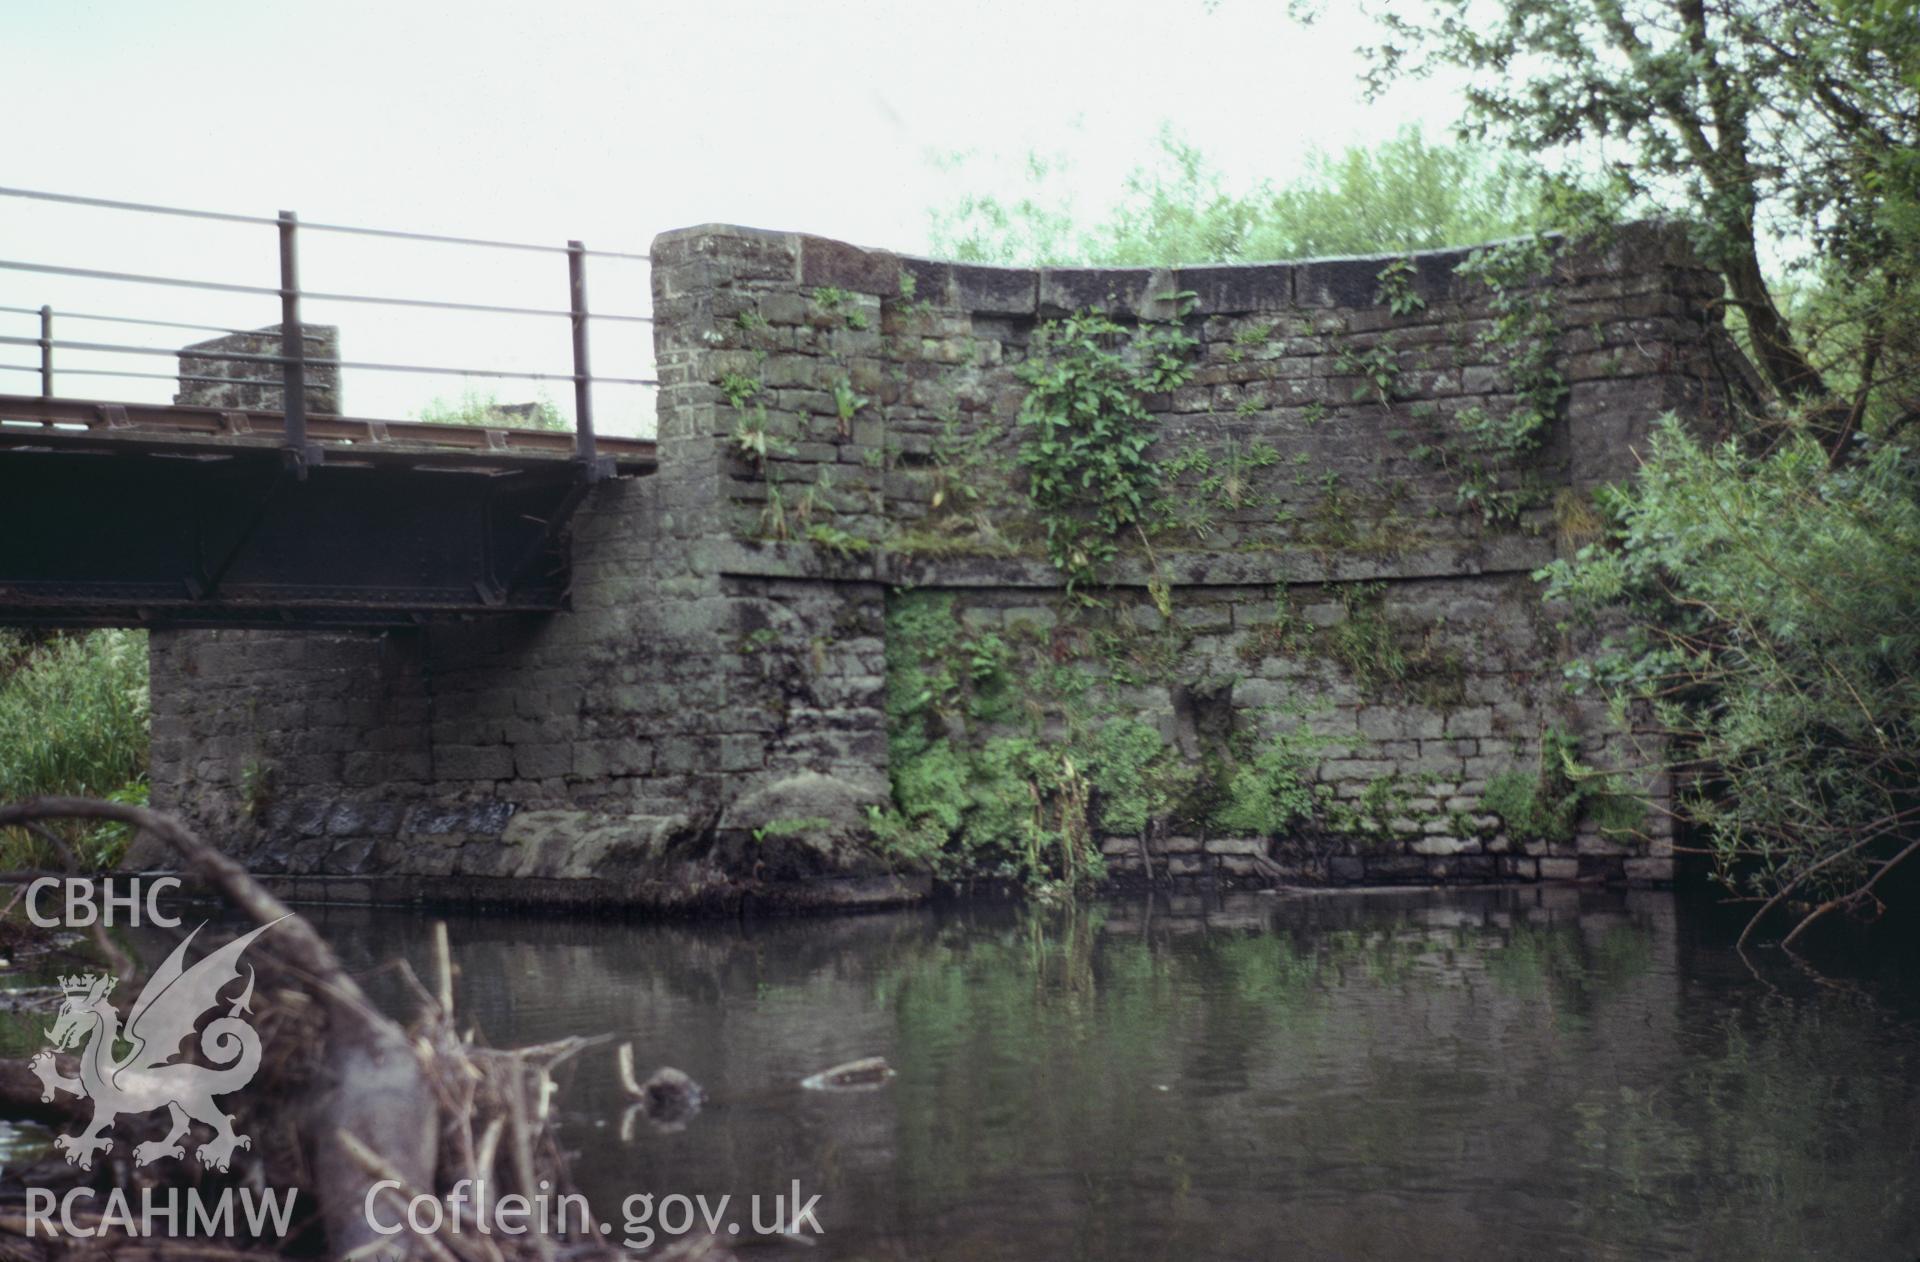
xmin=0 ymin=185 xmax=656 ymax=476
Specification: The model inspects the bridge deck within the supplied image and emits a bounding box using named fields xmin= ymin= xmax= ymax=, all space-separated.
xmin=0 ymin=394 xmax=656 ymax=472
xmin=0 ymin=394 xmax=656 ymax=629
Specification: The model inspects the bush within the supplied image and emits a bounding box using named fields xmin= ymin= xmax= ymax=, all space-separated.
xmin=1479 ymin=726 xmax=1643 ymax=846
xmin=1211 ymin=727 xmax=1319 ymax=837
xmin=0 ymin=629 xmax=151 ymax=866
xmin=415 ymin=388 xmax=568 ymax=432
xmin=1539 ymin=420 xmax=1920 ymax=942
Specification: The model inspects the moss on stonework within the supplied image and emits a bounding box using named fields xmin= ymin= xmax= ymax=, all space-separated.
xmin=1236 ymin=583 xmax=1467 ymax=708
xmin=1480 ymin=725 xmax=1646 ymax=845
xmin=876 ymin=580 xmax=1484 ymax=883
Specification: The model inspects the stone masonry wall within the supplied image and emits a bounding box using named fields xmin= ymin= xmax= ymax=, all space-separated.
xmin=145 ymin=222 xmax=1736 ymax=902
xmin=175 ymin=325 xmax=341 ymax=415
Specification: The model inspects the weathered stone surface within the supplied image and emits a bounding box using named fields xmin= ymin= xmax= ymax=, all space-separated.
xmin=1413 ymin=835 xmax=1480 ymax=857
xmin=1037 ymin=267 xmax=1171 ymax=317
xmin=950 ymin=263 xmax=1037 ymax=314
xmin=1539 ymin=857 xmax=1582 ymax=881
xmin=498 ymin=810 xmax=694 ymax=880
xmin=719 ymin=770 xmax=886 ymax=836
xmin=175 ymin=324 xmax=339 ymax=415
xmin=1176 ymin=263 xmax=1293 ymax=312
xmin=144 ymin=221 xmax=1719 ymax=904
xmin=800 ymin=234 xmax=899 ymax=293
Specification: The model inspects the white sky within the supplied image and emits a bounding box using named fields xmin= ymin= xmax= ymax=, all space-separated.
xmin=1 ymin=1 xmax=1460 ymax=436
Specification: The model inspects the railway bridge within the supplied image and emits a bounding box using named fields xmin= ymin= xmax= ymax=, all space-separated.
xmin=0 ymin=186 xmax=656 ymax=628
xmin=2 ymin=189 xmax=1718 ymax=904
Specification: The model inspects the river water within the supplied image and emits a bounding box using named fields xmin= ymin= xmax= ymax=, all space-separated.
xmin=303 ymin=887 xmax=1918 ymax=1261
xmin=8 ymin=887 xmax=1919 ymax=1259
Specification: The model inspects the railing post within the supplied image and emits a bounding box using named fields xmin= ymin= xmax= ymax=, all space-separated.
xmin=37 ymin=305 xmax=51 ymax=398
xmin=567 ymin=239 xmax=601 ymax=474
xmin=277 ymin=209 xmax=315 ymax=475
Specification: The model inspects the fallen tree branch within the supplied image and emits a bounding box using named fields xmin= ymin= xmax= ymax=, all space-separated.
xmin=0 ymin=796 xmax=438 ymax=1260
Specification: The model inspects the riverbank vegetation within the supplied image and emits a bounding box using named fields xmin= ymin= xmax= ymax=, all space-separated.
xmin=0 ymin=631 xmax=148 ymax=868
xmin=1355 ymin=0 xmax=1920 ymax=947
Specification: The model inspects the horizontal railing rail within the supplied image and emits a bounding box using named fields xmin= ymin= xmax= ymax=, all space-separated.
xmin=0 ymin=302 xmax=305 ymax=338
xmin=0 ymin=186 xmax=652 ymax=260
xmin=0 ymin=258 xmax=654 ymax=323
xmin=0 ymin=185 xmax=657 ymax=476
xmin=0 ymin=333 xmax=658 ymax=386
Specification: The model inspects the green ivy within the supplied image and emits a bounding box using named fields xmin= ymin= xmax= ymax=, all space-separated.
xmin=1445 ymin=235 xmax=1568 ymax=522
xmin=1014 ymin=307 xmax=1198 ymax=589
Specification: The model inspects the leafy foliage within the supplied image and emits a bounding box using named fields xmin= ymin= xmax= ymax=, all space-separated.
xmin=0 ymin=630 xmax=150 ymax=866
xmin=1539 ymin=421 xmax=1920 ymax=939
xmin=1015 ymin=309 xmax=1198 ymax=588
xmin=1212 ymin=728 xmax=1321 ymax=837
xmin=414 ymin=388 xmax=568 ymax=432
xmin=879 ymin=593 xmax=1110 ymax=892
xmin=878 ymin=594 xmax=1224 ymax=892
xmin=1439 ymin=236 xmax=1568 ymax=522
xmin=731 ymin=410 xmax=795 ymax=471
xmin=1338 ymin=0 xmax=1920 ymax=432
xmin=1480 ymin=725 xmax=1645 ymax=845
xmin=1085 ymin=719 xmax=1194 ymax=838
xmin=931 ymin=126 xmax=1555 ymax=266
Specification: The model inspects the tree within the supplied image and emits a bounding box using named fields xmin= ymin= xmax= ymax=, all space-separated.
xmin=1538 ymin=421 xmax=1920 ymax=950
xmin=1315 ymin=0 xmax=1920 ymax=946
xmin=1333 ymin=0 xmax=1920 ymax=443
xmin=929 ymin=126 xmax=1557 ymax=266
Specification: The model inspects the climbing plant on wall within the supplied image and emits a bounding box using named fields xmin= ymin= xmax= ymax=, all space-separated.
xmin=1014 ymin=306 xmax=1198 ymax=589
xmin=1404 ymin=237 xmax=1569 ymax=523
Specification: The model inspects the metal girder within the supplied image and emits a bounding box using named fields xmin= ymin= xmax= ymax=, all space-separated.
xmin=0 ymin=435 xmax=609 ymax=629
xmin=0 ymin=393 xmax=656 ymax=470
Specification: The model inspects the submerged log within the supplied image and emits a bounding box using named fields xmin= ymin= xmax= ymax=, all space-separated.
xmin=798 ymin=1056 xmax=895 ymax=1092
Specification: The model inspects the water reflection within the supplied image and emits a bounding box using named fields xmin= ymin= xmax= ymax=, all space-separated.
xmin=6 ymin=889 xmax=1917 ymax=1260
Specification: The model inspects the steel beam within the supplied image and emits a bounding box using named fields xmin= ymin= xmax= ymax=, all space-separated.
xmin=0 ymin=438 xmax=605 ymax=629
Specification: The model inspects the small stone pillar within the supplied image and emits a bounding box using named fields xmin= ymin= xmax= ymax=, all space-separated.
xmin=175 ymin=324 xmax=341 ymax=415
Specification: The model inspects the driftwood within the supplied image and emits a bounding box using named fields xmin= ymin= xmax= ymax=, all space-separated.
xmin=797 ymin=1056 xmax=894 ymax=1092
xmin=0 ymin=797 xmax=691 ymax=1262
xmin=0 ymin=1052 xmax=83 ymax=1128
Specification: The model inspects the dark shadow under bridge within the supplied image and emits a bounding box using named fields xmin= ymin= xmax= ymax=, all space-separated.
xmin=0 ymin=394 xmax=656 ymax=628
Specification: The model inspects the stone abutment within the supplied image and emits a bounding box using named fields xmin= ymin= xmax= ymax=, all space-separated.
xmin=144 ymin=222 xmax=1738 ymax=907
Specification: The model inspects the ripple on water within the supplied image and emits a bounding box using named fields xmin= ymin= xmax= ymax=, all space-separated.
xmin=139 ymin=890 xmax=1920 ymax=1262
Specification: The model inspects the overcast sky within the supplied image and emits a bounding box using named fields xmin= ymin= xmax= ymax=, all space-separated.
xmin=2 ymin=1 xmax=1458 ymax=434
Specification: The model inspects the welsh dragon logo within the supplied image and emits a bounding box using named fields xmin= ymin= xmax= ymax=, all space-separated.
xmin=27 ymin=918 xmax=284 ymax=1172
